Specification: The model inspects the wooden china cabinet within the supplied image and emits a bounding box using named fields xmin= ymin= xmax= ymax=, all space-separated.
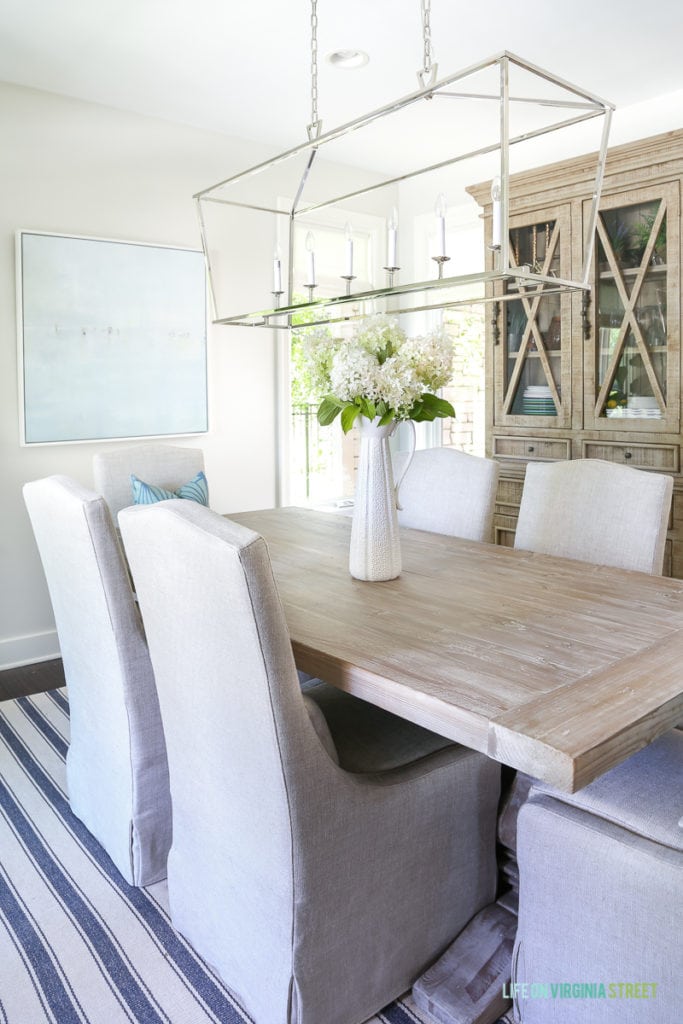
xmin=468 ymin=129 xmax=683 ymax=578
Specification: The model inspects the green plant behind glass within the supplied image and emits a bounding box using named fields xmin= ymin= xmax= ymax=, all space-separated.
xmin=632 ymin=208 xmax=666 ymax=259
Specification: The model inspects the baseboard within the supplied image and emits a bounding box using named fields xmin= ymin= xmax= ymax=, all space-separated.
xmin=0 ymin=630 xmax=60 ymax=670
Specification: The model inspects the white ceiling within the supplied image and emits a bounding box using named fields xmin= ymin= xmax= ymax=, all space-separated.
xmin=1 ymin=0 xmax=682 ymax=161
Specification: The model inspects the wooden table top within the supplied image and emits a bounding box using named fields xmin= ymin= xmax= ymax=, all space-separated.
xmin=230 ymin=507 xmax=683 ymax=792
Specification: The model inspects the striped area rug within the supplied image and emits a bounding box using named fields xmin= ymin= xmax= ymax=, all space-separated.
xmin=1 ymin=689 xmax=479 ymax=1024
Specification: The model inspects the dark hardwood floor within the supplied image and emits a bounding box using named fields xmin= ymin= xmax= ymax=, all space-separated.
xmin=0 ymin=658 xmax=65 ymax=701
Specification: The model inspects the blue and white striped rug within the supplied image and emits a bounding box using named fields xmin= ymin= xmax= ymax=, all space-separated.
xmin=1 ymin=689 xmax=475 ymax=1024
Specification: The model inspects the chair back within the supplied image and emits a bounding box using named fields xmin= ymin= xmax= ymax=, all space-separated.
xmin=395 ymin=447 xmax=499 ymax=542
xmin=514 ymin=459 xmax=673 ymax=574
xmin=93 ymin=442 xmax=205 ymax=519
xmin=119 ymin=499 xmax=333 ymax=1020
xmin=119 ymin=499 xmax=502 ymax=1024
xmin=23 ymin=475 xmax=171 ymax=885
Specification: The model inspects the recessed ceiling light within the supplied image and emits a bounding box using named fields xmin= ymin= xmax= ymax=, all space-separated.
xmin=326 ymin=49 xmax=369 ymax=70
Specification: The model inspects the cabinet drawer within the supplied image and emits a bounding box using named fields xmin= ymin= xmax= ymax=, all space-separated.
xmin=496 ymin=478 xmax=524 ymax=510
xmin=672 ymin=491 xmax=683 ymax=524
xmin=581 ymin=441 xmax=679 ymax=472
xmin=663 ymin=539 xmax=674 ymax=578
xmin=494 ymin=515 xmax=517 ymax=548
xmin=493 ymin=435 xmax=571 ymax=461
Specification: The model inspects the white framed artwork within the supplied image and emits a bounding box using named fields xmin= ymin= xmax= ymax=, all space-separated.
xmin=17 ymin=231 xmax=208 ymax=445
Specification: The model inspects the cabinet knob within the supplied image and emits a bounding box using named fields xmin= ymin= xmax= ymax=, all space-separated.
xmin=624 ymin=451 xmax=632 ymax=460
xmin=528 ymin=445 xmax=535 ymax=453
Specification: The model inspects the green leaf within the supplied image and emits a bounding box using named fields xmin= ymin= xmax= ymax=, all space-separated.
xmin=341 ymin=404 xmax=361 ymax=433
xmin=359 ymin=398 xmax=376 ymax=421
xmin=378 ymin=409 xmax=395 ymax=427
xmin=416 ymin=393 xmax=455 ymax=418
xmin=431 ymin=396 xmax=456 ymax=418
xmin=413 ymin=407 xmax=437 ymax=422
xmin=317 ymin=397 xmax=342 ymax=426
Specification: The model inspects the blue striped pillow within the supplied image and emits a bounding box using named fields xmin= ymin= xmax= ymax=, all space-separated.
xmin=131 ymin=471 xmax=209 ymax=507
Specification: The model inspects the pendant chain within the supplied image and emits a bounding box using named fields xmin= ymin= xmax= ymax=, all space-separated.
xmin=309 ymin=0 xmax=320 ymax=137
xmin=421 ymin=0 xmax=433 ymax=74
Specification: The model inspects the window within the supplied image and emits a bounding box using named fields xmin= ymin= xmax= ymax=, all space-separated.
xmin=278 ymin=203 xmax=486 ymax=505
xmin=282 ymin=212 xmax=381 ymax=507
xmin=441 ymin=310 xmax=486 ymax=457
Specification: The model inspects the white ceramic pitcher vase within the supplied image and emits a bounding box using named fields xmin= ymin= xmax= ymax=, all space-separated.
xmin=349 ymin=418 xmax=415 ymax=582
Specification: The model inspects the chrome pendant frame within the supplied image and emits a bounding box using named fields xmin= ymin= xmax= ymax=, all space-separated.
xmin=195 ymin=51 xmax=614 ymax=330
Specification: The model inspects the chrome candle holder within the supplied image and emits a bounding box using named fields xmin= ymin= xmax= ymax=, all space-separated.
xmin=432 ymin=255 xmax=451 ymax=279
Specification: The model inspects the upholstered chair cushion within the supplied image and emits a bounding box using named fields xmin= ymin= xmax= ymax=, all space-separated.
xmin=394 ymin=447 xmax=500 ymax=542
xmin=514 ymin=458 xmax=673 ymax=574
xmin=514 ymin=730 xmax=683 ymax=1024
xmin=304 ymin=680 xmax=453 ymax=772
xmin=23 ymin=475 xmax=171 ymax=886
xmin=302 ymin=694 xmax=339 ymax=764
xmin=93 ymin=443 xmax=205 ymax=520
xmin=119 ymin=499 xmax=501 ymax=1024
xmin=530 ymin=731 xmax=683 ymax=851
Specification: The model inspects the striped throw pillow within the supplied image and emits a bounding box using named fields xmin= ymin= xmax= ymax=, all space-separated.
xmin=131 ymin=471 xmax=209 ymax=507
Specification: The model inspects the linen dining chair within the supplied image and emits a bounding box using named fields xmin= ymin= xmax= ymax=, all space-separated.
xmin=394 ymin=446 xmax=500 ymax=542
xmin=513 ymin=730 xmax=683 ymax=1023
xmin=93 ymin=442 xmax=206 ymax=521
xmin=23 ymin=475 xmax=172 ymax=886
xmin=513 ymin=458 xmax=673 ymax=574
xmin=505 ymin=457 xmax=679 ymax=1022
xmin=119 ymin=499 xmax=501 ymax=1024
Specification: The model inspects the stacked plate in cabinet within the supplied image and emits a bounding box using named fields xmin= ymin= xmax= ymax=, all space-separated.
xmin=520 ymin=385 xmax=556 ymax=415
xmin=605 ymin=397 xmax=662 ymax=419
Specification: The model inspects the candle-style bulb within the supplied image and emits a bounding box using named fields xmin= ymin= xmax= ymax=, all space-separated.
xmin=305 ymin=231 xmax=316 ymax=287
xmin=387 ymin=207 xmax=398 ymax=268
xmin=344 ymin=222 xmax=354 ymax=278
xmin=272 ymin=243 xmax=282 ymax=294
xmin=435 ymin=193 xmax=447 ymax=258
xmin=490 ymin=176 xmax=502 ymax=250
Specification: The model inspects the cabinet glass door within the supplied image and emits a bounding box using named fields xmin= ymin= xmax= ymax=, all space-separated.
xmin=496 ymin=206 xmax=571 ymax=428
xmin=585 ymin=183 xmax=679 ymax=432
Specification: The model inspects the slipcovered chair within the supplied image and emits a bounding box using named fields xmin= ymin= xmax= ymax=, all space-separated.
xmin=514 ymin=458 xmax=673 ymax=574
xmin=499 ymin=462 xmax=679 ymax=1015
xmin=513 ymin=731 xmax=683 ymax=1023
xmin=23 ymin=476 xmax=171 ymax=886
xmin=394 ymin=446 xmax=500 ymax=542
xmin=119 ymin=499 xmax=501 ymax=1024
xmin=93 ymin=442 xmax=205 ymax=521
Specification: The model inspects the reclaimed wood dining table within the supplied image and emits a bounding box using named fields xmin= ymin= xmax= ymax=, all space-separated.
xmin=230 ymin=506 xmax=683 ymax=792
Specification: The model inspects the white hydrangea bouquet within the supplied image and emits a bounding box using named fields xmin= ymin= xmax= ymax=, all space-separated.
xmin=301 ymin=314 xmax=455 ymax=432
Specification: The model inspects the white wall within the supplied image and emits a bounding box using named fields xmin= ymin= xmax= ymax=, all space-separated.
xmin=0 ymin=82 xmax=286 ymax=668
xmin=0 ymin=80 xmax=391 ymax=669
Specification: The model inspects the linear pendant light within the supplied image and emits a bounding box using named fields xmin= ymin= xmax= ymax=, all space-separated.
xmin=194 ymin=3 xmax=614 ymax=330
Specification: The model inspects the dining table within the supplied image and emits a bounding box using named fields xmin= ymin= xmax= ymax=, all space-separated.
xmin=230 ymin=506 xmax=683 ymax=793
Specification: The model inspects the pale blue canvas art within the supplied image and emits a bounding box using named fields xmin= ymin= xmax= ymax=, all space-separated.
xmin=19 ymin=232 xmax=208 ymax=443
